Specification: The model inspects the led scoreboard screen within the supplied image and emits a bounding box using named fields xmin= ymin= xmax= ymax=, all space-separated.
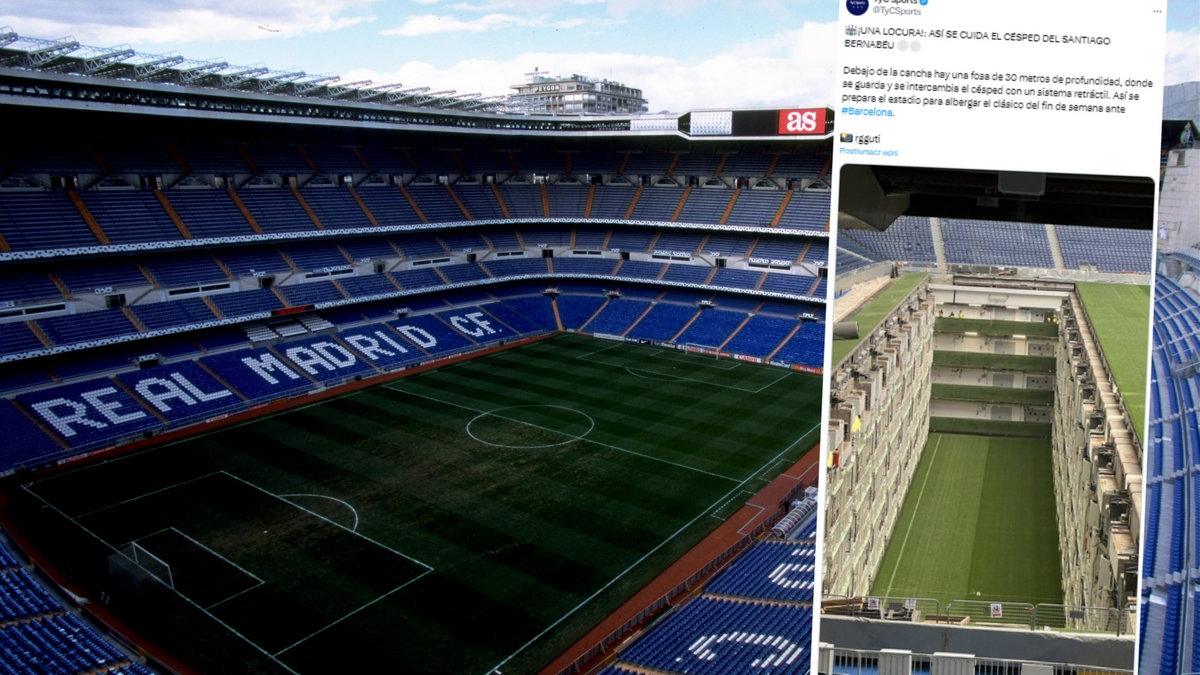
xmin=737 ymin=108 xmax=831 ymax=136
xmin=682 ymin=108 xmax=833 ymax=137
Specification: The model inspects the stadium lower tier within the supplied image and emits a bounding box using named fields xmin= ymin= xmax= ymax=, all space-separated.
xmin=0 ymin=284 xmax=825 ymax=474
xmin=0 ymin=536 xmax=154 ymax=675
xmin=600 ymin=520 xmax=816 ymax=675
xmin=1140 ymin=275 xmax=1200 ymax=675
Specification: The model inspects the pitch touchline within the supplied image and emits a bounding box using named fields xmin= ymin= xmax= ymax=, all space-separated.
xmin=574 ymin=344 xmax=790 ymax=394
xmin=483 ymin=420 xmax=820 ymax=675
xmin=384 ymin=385 xmax=742 ymax=482
xmin=882 ymin=434 xmax=944 ymax=600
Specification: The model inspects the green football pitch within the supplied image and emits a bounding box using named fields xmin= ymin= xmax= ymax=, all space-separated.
xmin=18 ymin=334 xmax=822 ymax=674
xmin=1076 ymin=282 xmax=1150 ymax=442
xmin=870 ymin=433 xmax=1062 ymax=609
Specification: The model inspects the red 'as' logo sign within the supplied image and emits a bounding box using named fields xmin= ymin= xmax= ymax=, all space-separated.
xmin=778 ymin=109 xmax=826 ymax=134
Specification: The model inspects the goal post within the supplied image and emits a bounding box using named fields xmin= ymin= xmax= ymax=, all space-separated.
xmin=109 ymin=541 xmax=174 ymax=591
xmin=682 ymin=343 xmax=720 ymax=359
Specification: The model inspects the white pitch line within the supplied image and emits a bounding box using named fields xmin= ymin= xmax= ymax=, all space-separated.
xmin=278 ymin=494 xmax=361 ymax=532
xmin=482 ymin=419 xmax=821 ymax=675
xmin=272 ymin=570 xmax=431 ymax=657
xmin=18 ymin=482 xmax=302 ymax=675
xmin=163 ymin=526 xmax=266 ymax=584
xmin=881 ymin=433 xmax=944 ymax=600
xmin=205 ymin=579 xmax=266 ymax=611
xmin=219 ymin=472 xmax=434 ymax=572
xmin=385 ymin=385 xmax=742 ymax=482
xmin=73 ymin=472 xmax=224 ymax=519
xmin=579 ymin=349 xmax=785 ymax=394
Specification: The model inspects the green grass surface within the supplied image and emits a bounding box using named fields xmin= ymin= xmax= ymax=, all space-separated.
xmin=934 ymin=317 xmax=1059 ymax=338
xmin=932 ymin=351 xmax=1057 ymax=372
xmin=870 ymin=433 xmax=1062 ymax=608
xmin=831 ymin=273 xmax=927 ymax=366
xmin=18 ymin=335 xmax=822 ymax=675
xmin=931 ymin=383 xmax=1054 ymax=406
xmin=928 ymin=417 xmax=1053 ymax=439
xmin=1076 ymin=282 xmax=1150 ymax=442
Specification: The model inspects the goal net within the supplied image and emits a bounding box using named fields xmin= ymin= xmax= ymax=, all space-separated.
xmin=109 ymin=541 xmax=174 ymax=590
xmin=683 ymin=343 xmax=720 ymax=359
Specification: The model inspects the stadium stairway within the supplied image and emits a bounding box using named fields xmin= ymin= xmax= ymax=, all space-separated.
xmin=1045 ymin=224 xmax=1067 ymax=270
xmin=928 ymin=217 xmax=947 ymax=267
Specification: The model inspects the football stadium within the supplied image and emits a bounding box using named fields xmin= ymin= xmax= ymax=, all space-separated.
xmin=1139 ymin=117 xmax=1199 ymax=674
xmin=820 ymin=165 xmax=1153 ymax=672
xmin=0 ymin=33 xmax=828 ymax=674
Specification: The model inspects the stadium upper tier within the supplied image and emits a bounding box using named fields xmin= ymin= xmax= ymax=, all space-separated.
xmin=0 ymin=113 xmax=833 ymax=363
xmin=0 ymin=184 xmax=831 ymax=255
xmin=837 ymin=216 xmax=1152 ymax=274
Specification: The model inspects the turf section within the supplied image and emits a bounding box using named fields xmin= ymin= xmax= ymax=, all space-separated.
xmin=831 ymin=273 xmax=926 ymax=366
xmin=932 ymin=351 xmax=1056 ymax=372
xmin=870 ymin=433 xmax=1062 ymax=609
xmin=1076 ymin=282 xmax=1150 ymax=442
xmin=934 ymin=317 xmax=1060 ymax=338
xmin=928 ymin=418 xmax=1053 ymax=439
xmin=931 ymin=383 xmax=1054 ymax=405
xmin=18 ymin=335 xmax=822 ymax=675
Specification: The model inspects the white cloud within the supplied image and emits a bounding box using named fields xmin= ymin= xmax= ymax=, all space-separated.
xmin=0 ymin=0 xmax=375 ymax=44
xmin=381 ymin=13 xmax=545 ymax=36
xmin=1164 ymin=30 xmax=1199 ymax=85
xmin=350 ymin=21 xmax=836 ymax=111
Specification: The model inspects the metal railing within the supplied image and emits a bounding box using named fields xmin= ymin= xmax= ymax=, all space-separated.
xmin=822 ymin=596 xmax=1135 ymax=636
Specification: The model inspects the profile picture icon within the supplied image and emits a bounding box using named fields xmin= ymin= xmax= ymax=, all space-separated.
xmin=840 ymin=133 xmax=855 ymax=143
xmin=847 ymin=0 xmax=869 ymax=16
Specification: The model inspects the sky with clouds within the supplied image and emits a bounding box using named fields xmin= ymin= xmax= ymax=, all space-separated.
xmin=0 ymin=0 xmax=1194 ymax=112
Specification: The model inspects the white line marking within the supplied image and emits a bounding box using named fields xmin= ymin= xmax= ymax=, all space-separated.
xmin=624 ymin=367 xmax=688 ymax=382
xmin=154 ymin=526 xmax=266 ymax=584
xmin=881 ymin=433 xmax=944 ymax=600
xmin=219 ymin=471 xmax=433 ymax=572
xmin=273 ymin=570 xmax=431 ymax=657
xmin=206 ymin=579 xmax=267 ymax=610
xmin=482 ymin=420 xmax=821 ymax=675
xmin=464 ymin=405 xmax=595 ymax=449
xmin=19 ymin=483 xmax=303 ymax=675
xmin=278 ymin=494 xmax=361 ymax=532
xmin=74 ymin=472 xmax=224 ymax=519
xmin=574 ymin=342 xmax=788 ymax=392
xmin=386 ymin=385 xmax=741 ymax=482
xmin=709 ymin=490 xmax=755 ymax=519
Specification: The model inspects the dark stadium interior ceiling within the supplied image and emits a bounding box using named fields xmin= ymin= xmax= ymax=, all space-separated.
xmin=838 ymin=164 xmax=1155 ymax=231
xmin=1 ymin=107 xmax=827 ymax=158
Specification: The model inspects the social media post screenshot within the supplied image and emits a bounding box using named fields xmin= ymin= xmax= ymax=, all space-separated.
xmin=834 ymin=0 xmax=1167 ymax=177
xmin=818 ymin=162 xmax=1156 ymax=669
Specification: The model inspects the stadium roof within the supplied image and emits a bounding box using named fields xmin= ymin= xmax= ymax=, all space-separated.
xmin=839 ymin=165 xmax=1155 ymax=231
xmin=0 ymin=29 xmax=833 ymax=140
xmin=0 ymin=28 xmax=507 ymax=113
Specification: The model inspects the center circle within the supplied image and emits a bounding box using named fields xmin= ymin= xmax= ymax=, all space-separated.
xmin=465 ymin=405 xmax=595 ymax=449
